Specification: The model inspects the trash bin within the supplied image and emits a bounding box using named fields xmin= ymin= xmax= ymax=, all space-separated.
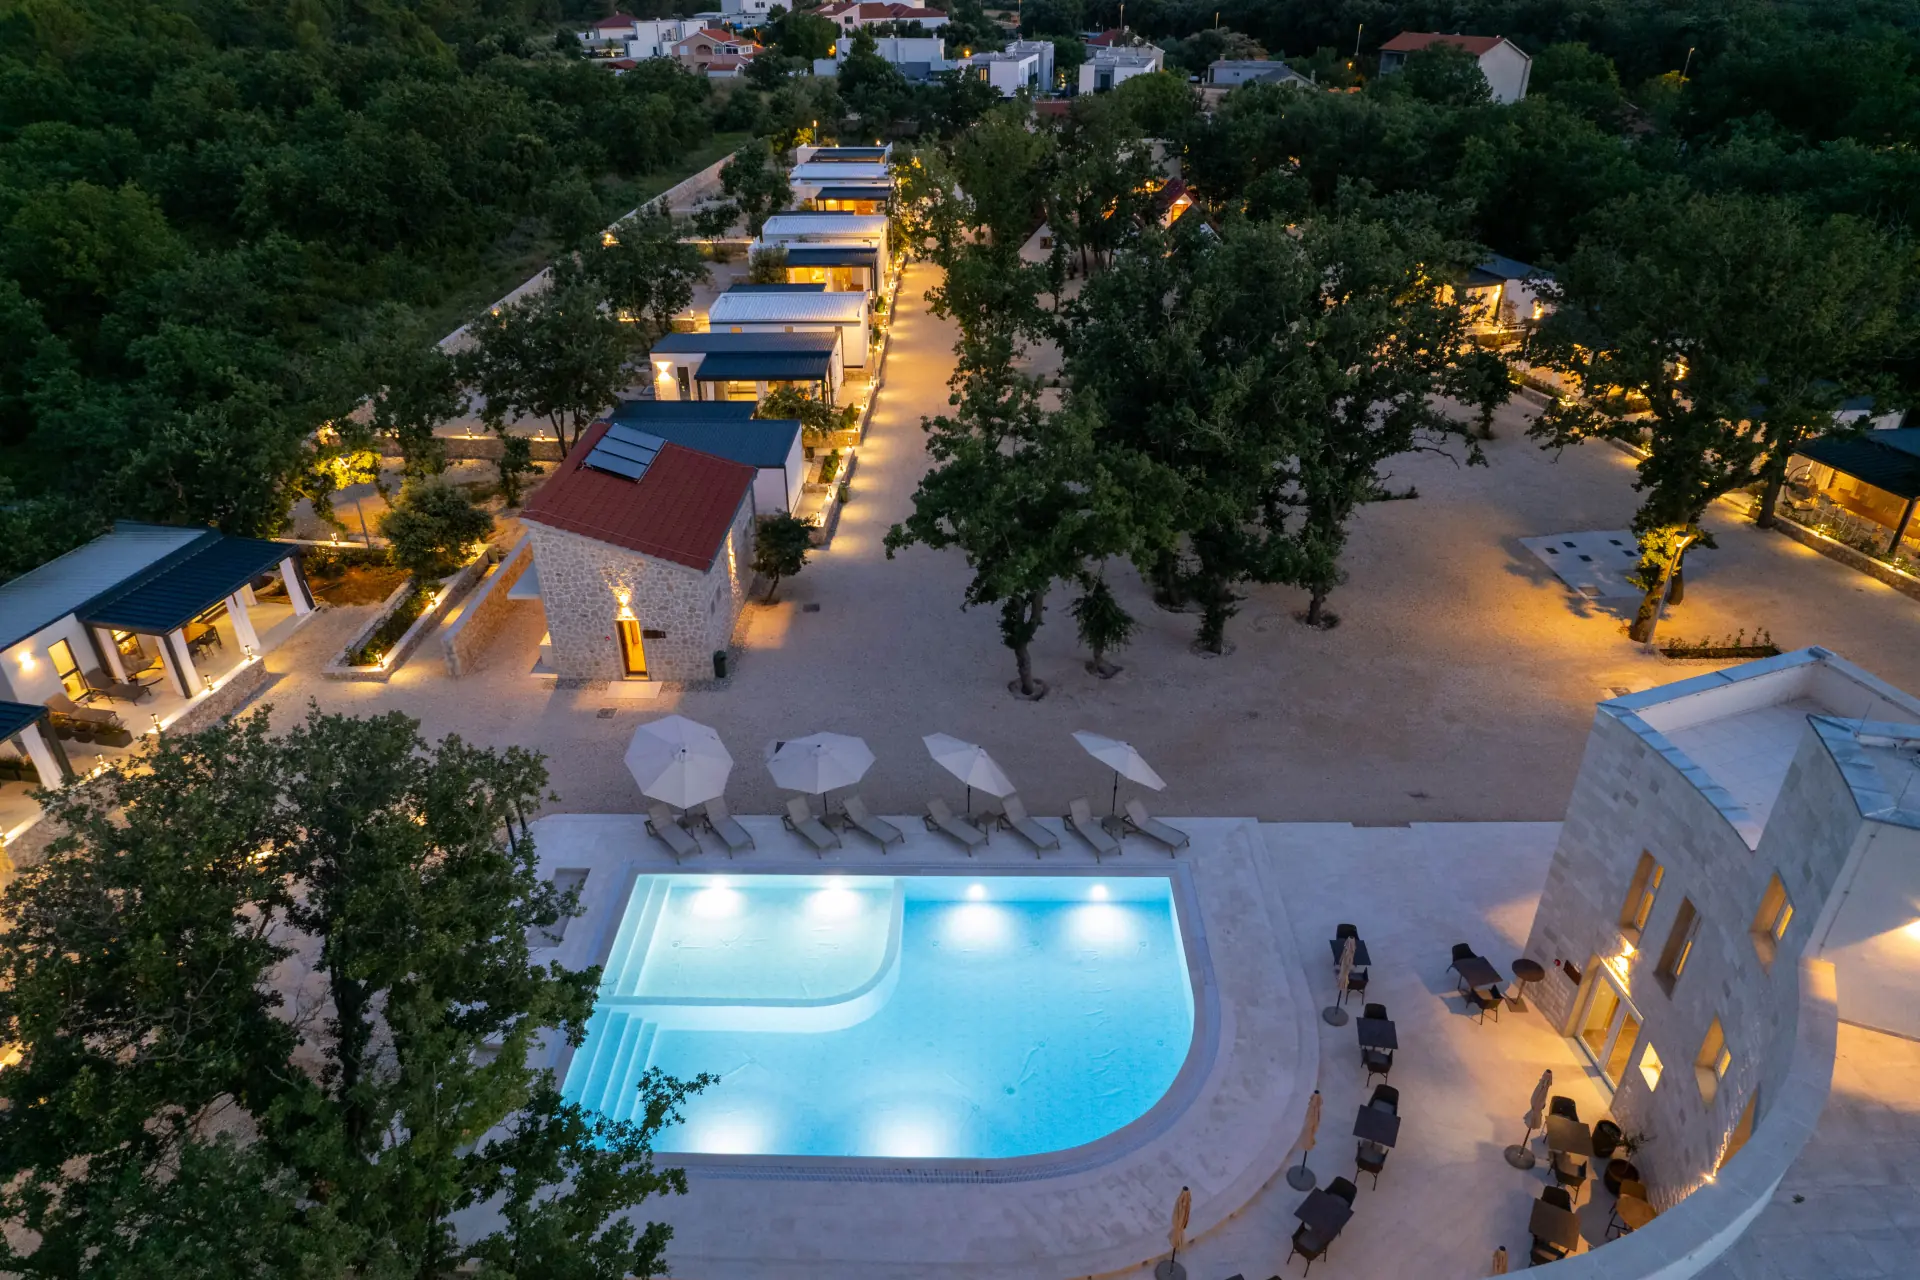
xmin=712 ymin=650 xmax=728 ymax=679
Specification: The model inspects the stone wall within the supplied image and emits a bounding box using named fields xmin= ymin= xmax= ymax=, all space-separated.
xmin=168 ymin=658 xmax=270 ymax=737
xmin=1522 ymin=705 xmax=1835 ymax=1203
xmin=443 ymin=537 xmax=533 ymax=677
xmin=526 ymin=501 xmax=748 ymax=683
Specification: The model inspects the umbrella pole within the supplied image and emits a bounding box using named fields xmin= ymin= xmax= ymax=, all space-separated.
xmin=1110 ymin=771 xmax=1119 ymax=815
xmin=965 ymin=784 xmax=972 ymax=815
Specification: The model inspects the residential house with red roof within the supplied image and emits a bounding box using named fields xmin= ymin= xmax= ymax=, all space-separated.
xmin=521 ymin=422 xmax=756 ymax=683
xmin=1377 ymin=32 xmax=1531 ymax=103
xmin=817 ymin=2 xmax=949 ymax=33
xmin=672 ymin=28 xmax=763 ymax=77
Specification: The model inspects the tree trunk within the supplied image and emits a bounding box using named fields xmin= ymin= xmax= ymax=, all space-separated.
xmin=1306 ymin=587 xmax=1329 ymax=628
xmin=1150 ymin=549 xmax=1186 ymax=608
xmin=1756 ymin=466 xmax=1786 ymax=529
xmin=1668 ymin=563 xmax=1685 ymax=605
xmin=1012 ymin=639 xmax=1035 ymax=696
xmin=1628 ymin=583 xmax=1663 ymax=643
xmin=764 ymin=573 xmax=782 ymax=603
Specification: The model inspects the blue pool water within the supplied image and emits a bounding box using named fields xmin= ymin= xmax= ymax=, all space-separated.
xmin=561 ymin=873 xmax=1195 ymax=1159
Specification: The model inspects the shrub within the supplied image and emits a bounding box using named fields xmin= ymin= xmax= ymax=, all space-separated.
xmin=752 ymin=513 xmax=813 ymax=602
xmin=348 ymin=584 xmax=435 ymax=667
xmin=379 ymin=483 xmax=492 ymax=581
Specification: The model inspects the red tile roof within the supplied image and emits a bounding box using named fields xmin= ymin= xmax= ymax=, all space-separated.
xmin=522 ymin=423 xmax=754 ymax=572
xmin=1379 ymin=31 xmax=1507 ymax=56
xmin=592 ymin=13 xmax=637 ymax=28
xmin=820 ymin=1 xmax=945 ymax=18
xmin=1086 ymin=28 xmax=1125 ymax=47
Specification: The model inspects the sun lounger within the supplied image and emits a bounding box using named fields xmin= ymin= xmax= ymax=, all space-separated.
xmin=1065 ymin=798 xmax=1120 ymax=860
xmin=83 ymin=669 xmax=151 ymax=704
xmin=646 ymin=804 xmax=700 ymax=863
xmin=924 ymin=797 xmax=987 ymax=853
xmin=843 ymin=794 xmax=904 ymax=847
xmin=45 ymin=694 xmax=123 ymax=730
xmin=785 ymin=796 xmax=840 ymax=854
xmin=1123 ymin=798 xmax=1189 ymax=852
xmin=996 ymin=793 xmax=1059 ymax=855
xmin=697 ymin=796 xmax=754 ymax=856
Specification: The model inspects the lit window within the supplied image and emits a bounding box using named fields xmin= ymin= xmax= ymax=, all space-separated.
xmin=1750 ymin=874 xmax=1794 ymax=969
xmin=1619 ymin=852 xmax=1664 ymax=942
xmin=1696 ymin=1017 xmax=1730 ymax=1105
xmin=1638 ymin=1043 xmax=1664 ymax=1091
xmin=1719 ymin=1090 xmax=1757 ymax=1170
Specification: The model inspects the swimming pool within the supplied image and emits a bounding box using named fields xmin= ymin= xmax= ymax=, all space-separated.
xmin=560 ymin=873 xmax=1195 ymax=1160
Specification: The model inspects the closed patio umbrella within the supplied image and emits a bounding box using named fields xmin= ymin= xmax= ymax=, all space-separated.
xmin=1156 ymin=1185 xmax=1192 ymax=1280
xmin=625 ymin=715 xmax=733 ymax=809
xmin=1072 ymin=730 xmax=1166 ymax=813
xmin=1508 ymin=1068 xmax=1553 ymax=1169
xmin=767 ymin=732 xmax=875 ymax=796
xmin=922 ymin=733 xmax=1014 ymax=813
xmin=1325 ymin=936 xmax=1354 ymax=1026
xmin=1287 ymin=1089 xmax=1322 ymax=1190
xmin=1492 ymin=1245 xmax=1509 ymax=1275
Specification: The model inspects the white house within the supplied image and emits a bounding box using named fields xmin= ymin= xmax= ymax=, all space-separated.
xmin=757 ymin=211 xmax=891 ymax=281
xmin=963 ymin=40 xmax=1056 ymax=96
xmin=1377 ymin=32 xmax=1531 ymax=103
xmin=580 ymin=12 xmax=640 ymax=47
xmin=648 ymin=331 xmax=846 ymax=406
xmin=1207 ymin=59 xmax=1313 ymax=87
xmin=1079 ymin=44 xmax=1164 ymax=94
xmin=720 ymin=0 xmax=776 ymax=17
xmin=623 ymin=18 xmax=701 ymax=58
xmin=789 ymin=160 xmax=892 ymax=184
xmin=812 ymin=35 xmax=953 ymax=78
xmin=709 ymin=284 xmax=872 ymax=370
xmin=816 ymin=2 xmax=949 ymax=33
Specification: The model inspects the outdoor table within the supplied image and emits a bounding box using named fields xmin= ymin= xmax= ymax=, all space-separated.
xmin=1293 ymin=1188 xmax=1354 ymax=1240
xmin=1329 ymin=937 xmax=1373 ymax=967
xmin=1510 ymin=958 xmax=1547 ymax=1010
xmin=1453 ymin=955 xmax=1503 ymax=992
xmin=1353 ymin=1106 xmax=1400 ymax=1149
xmin=1529 ymin=1199 xmax=1582 ymax=1254
xmin=1545 ymin=1115 xmax=1595 ymax=1160
xmin=1612 ymin=1194 xmax=1656 ymax=1235
xmin=1356 ymin=1017 xmax=1398 ymax=1051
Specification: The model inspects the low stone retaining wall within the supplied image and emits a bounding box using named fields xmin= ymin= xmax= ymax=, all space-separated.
xmin=323 ymin=555 xmax=489 ymax=682
xmin=169 ymin=659 xmax=270 ymax=736
xmin=382 ymin=434 xmax=565 ymax=463
xmin=443 ymin=537 xmax=533 ymax=677
xmin=1771 ymin=513 xmax=1920 ymax=603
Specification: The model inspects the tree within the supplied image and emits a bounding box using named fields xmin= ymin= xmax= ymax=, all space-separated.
xmin=1531 ymin=191 xmax=1908 ymax=638
xmin=771 ymin=9 xmax=837 ymax=62
xmin=497 ymin=433 xmax=538 ymax=509
xmin=753 ymin=512 xmax=814 ymax=601
xmin=839 ymin=28 xmax=911 ymax=124
xmin=380 ymin=481 xmax=494 ymax=579
xmin=719 ymin=139 xmax=793 ymax=236
xmin=466 ymin=272 xmax=633 ymax=457
xmin=886 ymin=351 xmax=1136 ymax=697
xmin=1393 ymin=44 xmax=1494 ymax=108
xmin=360 ymin=302 xmax=465 ymax=481
xmin=756 ymin=384 xmax=856 ymax=449
xmin=0 ymin=708 xmax=708 ymax=1279
xmin=1108 ymin=71 xmax=1199 ymax=139
xmin=577 ymin=209 xmax=710 ymax=344
xmin=1071 ymin=573 xmax=1136 ymax=677
xmin=747 ymin=244 xmax=790 ymax=283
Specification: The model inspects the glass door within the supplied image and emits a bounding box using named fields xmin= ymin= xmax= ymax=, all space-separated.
xmin=617 ymin=619 xmax=648 ymax=679
xmin=47 ymin=639 xmax=86 ymax=699
xmin=1575 ymin=969 xmax=1643 ymax=1087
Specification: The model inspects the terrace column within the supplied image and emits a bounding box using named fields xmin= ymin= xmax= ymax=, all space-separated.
xmin=227 ymin=592 xmax=261 ymax=654
xmin=1888 ymin=496 xmax=1919 ymax=555
xmin=162 ymin=628 xmax=196 ymax=698
xmin=92 ymin=626 xmax=128 ymax=683
xmin=279 ymin=556 xmax=313 ymax=615
xmin=17 ymin=722 xmax=71 ymax=788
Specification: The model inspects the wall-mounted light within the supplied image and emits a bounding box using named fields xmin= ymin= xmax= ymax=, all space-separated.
xmin=15 ymin=649 xmax=33 ymax=673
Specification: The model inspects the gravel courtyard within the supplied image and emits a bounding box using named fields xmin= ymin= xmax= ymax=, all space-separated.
xmin=254 ymin=262 xmax=1920 ymax=825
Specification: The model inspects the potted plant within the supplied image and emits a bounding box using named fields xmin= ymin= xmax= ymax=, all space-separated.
xmin=1605 ymin=1129 xmax=1653 ymax=1196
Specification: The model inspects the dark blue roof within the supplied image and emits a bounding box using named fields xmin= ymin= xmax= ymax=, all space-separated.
xmin=1798 ymin=430 xmax=1920 ymax=500
xmin=613 ymin=399 xmax=760 ymax=424
xmin=780 ymin=246 xmax=879 ymax=269
xmin=813 ymin=186 xmax=892 ymax=202
xmin=0 ymin=700 xmax=49 ymax=743
xmin=82 ymin=533 xmax=297 ymax=633
xmin=634 ymin=417 xmax=802 ymax=469
xmin=693 ymin=351 xmax=833 ymax=381
xmin=1479 ymin=253 xmax=1550 ymax=282
xmin=652 ymin=331 xmax=840 ymax=356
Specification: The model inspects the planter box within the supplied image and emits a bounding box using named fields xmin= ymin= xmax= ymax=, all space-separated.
xmin=322 ymin=554 xmax=489 ymax=683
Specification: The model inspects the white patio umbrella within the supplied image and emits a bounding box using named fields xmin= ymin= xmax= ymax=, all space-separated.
xmin=922 ymin=733 xmax=1015 ymax=813
xmin=625 ymin=715 xmax=733 ymax=809
xmin=1072 ymin=730 xmax=1167 ymax=813
xmin=766 ymin=732 xmax=875 ymax=796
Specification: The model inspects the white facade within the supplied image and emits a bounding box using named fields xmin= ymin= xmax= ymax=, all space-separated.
xmin=1079 ymin=45 xmax=1164 ymax=94
xmin=708 ymin=290 xmax=871 ymax=370
xmin=813 ymin=34 xmax=951 ymax=75
xmin=624 ymin=18 xmax=700 ymax=58
xmin=720 ymin=0 xmax=775 ymax=15
xmin=757 ymin=212 xmax=889 ymax=270
xmin=964 ymin=40 xmax=1055 ymax=96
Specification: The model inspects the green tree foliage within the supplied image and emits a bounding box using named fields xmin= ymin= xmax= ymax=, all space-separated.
xmin=360 ymin=303 xmax=466 ymax=482
xmin=466 ymin=269 xmax=634 ymax=457
xmin=748 ymin=244 xmax=790 ymax=283
xmin=576 ymin=208 xmax=711 ymax=343
xmin=840 ymin=28 xmax=912 ymax=125
xmin=720 ymin=139 xmax=794 ymax=236
xmin=1530 ymin=191 xmax=1910 ymax=637
xmin=772 ymin=9 xmax=839 ymax=61
xmin=753 ymin=512 xmax=815 ymax=601
xmin=1390 ymin=44 xmax=1493 ymax=107
xmin=1071 ymin=573 xmax=1137 ymax=675
xmin=756 ymin=384 xmax=856 ymax=447
xmin=0 ymin=707 xmax=707 ymax=1279
xmin=380 ymin=481 xmax=495 ymax=580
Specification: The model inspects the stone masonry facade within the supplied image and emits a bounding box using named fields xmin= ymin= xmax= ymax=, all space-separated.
xmin=526 ymin=500 xmax=750 ymax=684
xmin=1522 ymin=675 xmax=1872 ymax=1210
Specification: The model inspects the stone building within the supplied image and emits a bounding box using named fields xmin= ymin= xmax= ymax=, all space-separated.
xmin=521 ymin=422 xmax=754 ymax=684
xmin=1524 ymin=648 xmax=1920 ymax=1207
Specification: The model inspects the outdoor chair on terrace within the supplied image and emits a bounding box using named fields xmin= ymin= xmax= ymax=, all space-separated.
xmin=1447 ymin=942 xmax=1479 ymax=989
xmin=1355 ymin=1138 xmax=1388 ymax=1189
xmin=1064 ymin=798 xmax=1120 ymax=860
xmin=1549 ymin=1096 xmax=1580 ymax=1122
xmin=1334 ymin=923 xmax=1358 ymax=968
xmin=1326 ymin=1176 xmax=1358 ymax=1206
xmin=1121 ymin=798 xmax=1189 ymax=852
xmin=1463 ymin=985 xmax=1500 ymax=1024
xmin=1286 ymin=1223 xmax=1330 ymax=1275
xmin=83 ymin=669 xmax=151 ymax=704
xmin=995 ymin=794 xmax=1059 ymax=855
xmin=785 ymin=796 xmax=841 ymax=855
xmin=923 ymin=797 xmax=986 ymax=852
xmin=843 ymin=794 xmax=904 ymax=848
xmin=696 ymin=797 xmax=754 ymax=856
xmin=1368 ymin=1085 xmax=1399 ymax=1114
xmin=1531 ymin=1186 xmax=1576 ymax=1265
xmin=1552 ymin=1149 xmax=1589 ymax=1195
xmin=45 ymin=694 xmax=123 ymax=730
xmin=645 ymin=804 xmax=700 ymax=864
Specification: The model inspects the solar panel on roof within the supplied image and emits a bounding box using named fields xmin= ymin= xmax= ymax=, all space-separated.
xmin=584 ymin=426 xmax=666 ymax=481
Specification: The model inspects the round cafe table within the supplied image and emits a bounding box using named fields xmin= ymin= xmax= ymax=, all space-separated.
xmin=1510 ymin=958 xmax=1547 ymax=1011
